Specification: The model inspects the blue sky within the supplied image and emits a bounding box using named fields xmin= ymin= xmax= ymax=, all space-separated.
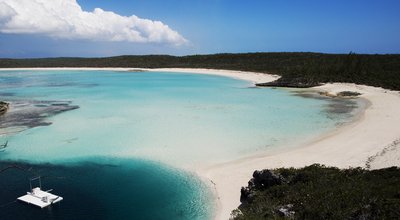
xmin=0 ymin=0 xmax=399 ymax=58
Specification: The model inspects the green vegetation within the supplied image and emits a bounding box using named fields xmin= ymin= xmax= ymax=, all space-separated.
xmin=1 ymin=52 xmax=399 ymax=90
xmin=233 ymin=164 xmax=400 ymax=220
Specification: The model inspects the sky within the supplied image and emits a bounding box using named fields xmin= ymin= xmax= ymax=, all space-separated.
xmin=0 ymin=0 xmax=399 ymax=58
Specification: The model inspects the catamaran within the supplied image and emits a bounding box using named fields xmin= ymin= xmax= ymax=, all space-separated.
xmin=17 ymin=176 xmax=63 ymax=208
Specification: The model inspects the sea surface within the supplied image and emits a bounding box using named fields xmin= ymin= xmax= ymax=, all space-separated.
xmin=0 ymin=70 xmax=359 ymax=219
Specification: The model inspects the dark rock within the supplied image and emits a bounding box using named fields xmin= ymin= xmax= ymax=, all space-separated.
xmin=277 ymin=204 xmax=295 ymax=218
xmin=0 ymin=101 xmax=9 ymax=115
xmin=337 ymin=91 xmax=362 ymax=97
xmin=0 ymin=100 xmax=78 ymax=131
xmin=256 ymin=78 xmax=322 ymax=88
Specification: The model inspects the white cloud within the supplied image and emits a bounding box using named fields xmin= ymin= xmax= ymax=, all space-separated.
xmin=0 ymin=0 xmax=187 ymax=45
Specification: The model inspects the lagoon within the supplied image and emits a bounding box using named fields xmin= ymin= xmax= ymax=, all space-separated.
xmin=0 ymin=70 xmax=357 ymax=219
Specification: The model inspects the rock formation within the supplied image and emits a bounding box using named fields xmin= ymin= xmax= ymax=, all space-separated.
xmin=0 ymin=101 xmax=9 ymax=115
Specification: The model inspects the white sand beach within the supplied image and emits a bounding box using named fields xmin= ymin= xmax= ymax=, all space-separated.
xmin=0 ymin=67 xmax=280 ymax=84
xmin=151 ymin=68 xmax=400 ymax=219
xmin=2 ymin=67 xmax=399 ymax=220
xmin=197 ymin=80 xmax=400 ymax=219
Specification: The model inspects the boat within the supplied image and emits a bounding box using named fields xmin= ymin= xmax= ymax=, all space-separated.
xmin=17 ymin=176 xmax=63 ymax=208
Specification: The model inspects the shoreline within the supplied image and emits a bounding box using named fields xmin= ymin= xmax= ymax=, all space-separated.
xmin=200 ymin=83 xmax=400 ymax=219
xmin=2 ymin=67 xmax=400 ymax=220
xmin=0 ymin=67 xmax=280 ymax=85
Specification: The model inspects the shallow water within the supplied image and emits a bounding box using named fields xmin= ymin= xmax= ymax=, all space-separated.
xmin=0 ymin=70 xmax=357 ymax=219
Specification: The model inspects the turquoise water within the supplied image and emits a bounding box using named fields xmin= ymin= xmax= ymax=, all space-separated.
xmin=0 ymin=70 xmax=355 ymax=219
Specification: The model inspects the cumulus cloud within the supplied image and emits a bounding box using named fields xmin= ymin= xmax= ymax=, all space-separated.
xmin=0 ymin=0 xmax=187 ymax=45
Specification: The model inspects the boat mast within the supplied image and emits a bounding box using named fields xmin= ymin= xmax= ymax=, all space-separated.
xmin=30 ymin=176 xmax=42 ymax=190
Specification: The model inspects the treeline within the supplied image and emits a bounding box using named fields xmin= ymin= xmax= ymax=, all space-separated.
xmin=234 ymin=164 xmax=400 ymax=220
xmin=0 ymin=52 xmax=399 ymax=90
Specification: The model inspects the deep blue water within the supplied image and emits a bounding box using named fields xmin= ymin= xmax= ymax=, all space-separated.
xmin=0 ymin=158 xmax=213 ymax=220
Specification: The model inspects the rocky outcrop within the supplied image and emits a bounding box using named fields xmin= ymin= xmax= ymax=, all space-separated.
xmin=0 ymin=101 xmax=9 ymax=115
xmin=337 ymin=91 xmax=362 ymax=97
xmin=234 ymin=165 xmax=400 ymax=220
xmin=256 ymin=78 xmax=322 ymax=88
xmin=277 ymin=204 xmax=295 ymax=218
xmin=319 ymin=91 xmax=362 ymax=98
xmin=0 ymin=100 xmax=78 ymax=131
